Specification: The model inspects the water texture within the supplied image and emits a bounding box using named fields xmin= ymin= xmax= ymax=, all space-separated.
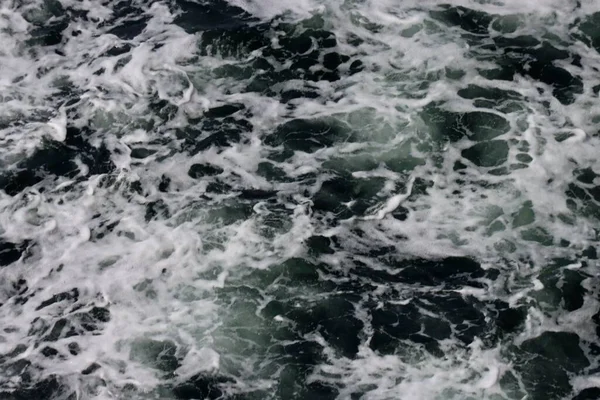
xmin=0 ymin=0 xmax=600 ymax=399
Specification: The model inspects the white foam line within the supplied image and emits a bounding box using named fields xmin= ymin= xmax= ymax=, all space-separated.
xmin=361 ymin=175 xmax=416 ymax=221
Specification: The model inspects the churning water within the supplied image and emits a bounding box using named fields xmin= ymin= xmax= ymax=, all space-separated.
xmin=1 ymin=0 xmax=600 ymax=399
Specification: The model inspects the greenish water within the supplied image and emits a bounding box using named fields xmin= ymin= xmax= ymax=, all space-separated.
xmin=0 ymin=1 xmax=600 ymax=399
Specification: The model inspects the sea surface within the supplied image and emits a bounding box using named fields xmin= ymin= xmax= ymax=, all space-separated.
xmin=1 ymin=0 xmax=600 ymax=399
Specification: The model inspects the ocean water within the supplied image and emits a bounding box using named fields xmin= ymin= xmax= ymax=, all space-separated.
xmin=1 ymin=0 xmax=600 ymax=399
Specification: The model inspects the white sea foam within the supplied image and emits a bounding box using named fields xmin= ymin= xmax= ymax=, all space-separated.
xmin=0 ymin=0 xmax=598 ymax=399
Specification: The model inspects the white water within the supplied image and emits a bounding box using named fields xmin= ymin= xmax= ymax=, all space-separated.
xmin=0 ymin=0 xmax=599 ymax=399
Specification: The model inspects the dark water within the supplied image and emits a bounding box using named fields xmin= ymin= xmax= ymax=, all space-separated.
xmin=1 ymin=0 xmax=600 ymax=399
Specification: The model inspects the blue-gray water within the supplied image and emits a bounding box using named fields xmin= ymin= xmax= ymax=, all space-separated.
xmin=1 ymin=0 xmax=600 ymax=399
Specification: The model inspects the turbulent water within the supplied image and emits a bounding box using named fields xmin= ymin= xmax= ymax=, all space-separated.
xmin=2 ymin=0 xmax=600 ymax=399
